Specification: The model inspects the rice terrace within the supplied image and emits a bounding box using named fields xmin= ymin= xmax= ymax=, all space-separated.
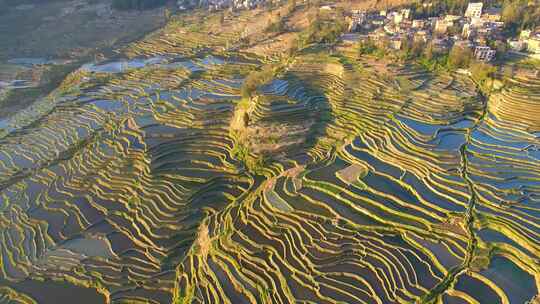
xmin=0 ymin=0 xmax=540 ymax=303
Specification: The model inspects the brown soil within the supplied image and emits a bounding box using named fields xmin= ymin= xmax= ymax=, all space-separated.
xmin=196 ymin=224 xmax=211 ymax=260
xmin=337 ymin=164 xmax=368 ymax=185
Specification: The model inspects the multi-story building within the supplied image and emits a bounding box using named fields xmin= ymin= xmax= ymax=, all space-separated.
xmin=434 ymin=18 xmax=452 ymax=34
xmin=393 ymin=12 xmax=404 ymax=24
xmin=508 ymin=40 xmax=526 ymax=51
xmin=474 ymin=46 xmax=496 ymax=61
xmin=462 ymin=23 xmax=474 ymax=39
xmin=412 ymin=19 xmax=426 ymax=29
xmin=465 ymin=2 xmax=483 ymax=18
xmin=349 ymin=10 xmax=366 ymax=31
xmin=470 ymin=17 xmax=484 ymax=27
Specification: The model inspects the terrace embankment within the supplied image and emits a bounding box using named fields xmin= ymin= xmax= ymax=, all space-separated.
xmin=0 ymin=53 xmax=258 ymax=303
xmin=174 ymin=48 xmax=540 ymax=303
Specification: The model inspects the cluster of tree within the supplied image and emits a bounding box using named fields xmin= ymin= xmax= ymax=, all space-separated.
xmin=357 ymin=37 xmax=425 ymax=61
xmin=411 ymin=0 xmax=470 ymax=18
xmin=241 ymin=65 xmax=276 ymax=98
xmin=414 ymin=42 xmax=473 ymax=70
xmin=266 ymin=12 xmax=286 ymax=33
xmin=356 ymin=37 xmax=497 ymax=94
xmin=266 ymin=18 xmax=287 ymax=33
xmin=469 ymin=61 xmax=497 ymax=94
xmin=266 ymin=0 xmax=297 ymax=33
xmin=420 ymin=43 xmax=498 ymax=89
xmin=231 ymin=142 xmax=268 ymax=174
xmin=446 ymin=44 xmax=472 ymax=69
xmin=357 ymin=39 xmax=378 ymax=55
xmin=112 ymin=0 xmax=167 ymax=10
xmin=286 ymin=0 xmax=296 ymax=15
xmin=501 ymin=0 xmax=540 ymax=33
xmin=356 ymin=38 xmax=387 ymax=58
xmin=357 ymin=36 xmax=499 ymax=73
xmin=301 ymin=16 xmax=347 ymax=45
xmin=411 ymin=0 xmax=540 ymax=32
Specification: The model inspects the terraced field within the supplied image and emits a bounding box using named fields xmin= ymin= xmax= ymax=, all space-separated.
xmin=0 ymin=11 xmax=539 ymax=304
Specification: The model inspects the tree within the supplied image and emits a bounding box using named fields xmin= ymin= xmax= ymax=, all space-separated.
xmin=243 ymin=112 xmax=250 ymax=127
xmin=502 ymin=1 xmax=524 ymax=28
xmin=410 ymin=40 xmax=425 ymax=58
xmin=336 ymin=7 xmax=345 ymax=17
xmin=448 ymin=44 xmax=472 ymax=69
xmin=302 ymin=15 xmax=347 ymax=45
xmin=241 ymin=65 xmax=276 ymax=98
xmin=219 ymin=12 xmax=225 ymax=25
xmin=424 ymin=42 xmax=434 ymax=60
xmin=287 ymin=0 xmax=297 ymax=14
xmin=500 ymin=0 xmax=539 ymax=32
xmin=307 ymin=0 xmax=321 ymax=9
xmin=287 ymin=37 xmax=300 ymax=57
xmin=495 ymin=41 xmax=507 ymax=60
xmin=522 ymin=5 xmax=540 ymax=29
xmin=357 ymin=39 xmax=377 ymax=56
xmin=266 ymin=17 xmax=286 ymax=33
xmin=470 ymin=62 xmax=497 ymax=94
xmin=400 ymin=37 xmax=412 ymax=59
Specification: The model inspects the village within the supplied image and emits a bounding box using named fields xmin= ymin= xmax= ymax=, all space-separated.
xmin=343 ymin=2 xmax=540 ymax=63
xmin=175 ymin=0 xmax=540 ymax=65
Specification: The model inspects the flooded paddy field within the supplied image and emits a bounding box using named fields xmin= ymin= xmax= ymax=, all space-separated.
xmin=1 ymin=9 xmax=539 ymax=304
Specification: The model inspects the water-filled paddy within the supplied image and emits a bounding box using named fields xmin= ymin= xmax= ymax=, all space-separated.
xmin=0 ymin=279 xmax=107 ymax=304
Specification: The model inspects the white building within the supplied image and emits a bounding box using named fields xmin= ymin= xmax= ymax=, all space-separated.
xmin=349 ymin=13 xmax=366 ymax=32
xmin=349 ymin=10 xmax=366 ymax=31
xmin=393 ymin=12 xmax=404 ymax=24
xmin=470 ymin=17 xmax=484 ymax=27
xmin=474 ymin=46 xmax=496 ymax=61
xmin=401 ymin=8 xmax=411 ymax=20
xmin=465 ymin=2 xmax=483 ymax=19
xmin=462 ymin=23 xmax=473 ymax=39
xmin=508 ymin=40 xmax=526 ymax=51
